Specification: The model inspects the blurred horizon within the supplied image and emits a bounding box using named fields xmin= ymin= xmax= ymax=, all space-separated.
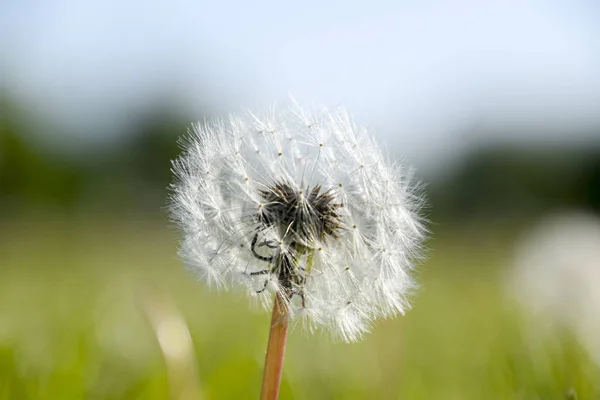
xmin=2 ymin=0 xmax=600 ymax=173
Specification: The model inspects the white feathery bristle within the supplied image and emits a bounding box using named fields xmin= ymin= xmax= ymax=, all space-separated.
xmin=170 ymin=103 xmax=426 ymax=342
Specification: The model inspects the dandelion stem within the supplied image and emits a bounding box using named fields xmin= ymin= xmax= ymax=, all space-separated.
xmin=260 ymin=291 xmax=290 ymax=400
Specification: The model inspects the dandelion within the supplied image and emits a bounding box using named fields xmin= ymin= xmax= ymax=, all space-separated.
xmin=508 ymin=211 xmax=600 ymax=367
xmin=170 ymin=103 xmax=426 ymax=399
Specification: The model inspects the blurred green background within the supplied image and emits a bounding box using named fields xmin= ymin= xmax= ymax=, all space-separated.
xmin=2 ymin=91 xmax=599 ymax=399
xmin=2 ymin=1 xmax=600 ymax=399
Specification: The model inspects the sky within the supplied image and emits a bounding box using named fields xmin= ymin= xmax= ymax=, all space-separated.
xmin=2 ymin=0 xmax=600 ymax=171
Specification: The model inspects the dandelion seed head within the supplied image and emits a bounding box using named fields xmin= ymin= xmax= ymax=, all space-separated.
xmin=508 ymin=211 xmax=600 ymax=365
xmin=170 ymin=103 xmax=426 ymax=342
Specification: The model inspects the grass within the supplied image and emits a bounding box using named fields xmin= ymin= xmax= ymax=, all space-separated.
xmin=0 ymin=215 xmax=598 ymax=399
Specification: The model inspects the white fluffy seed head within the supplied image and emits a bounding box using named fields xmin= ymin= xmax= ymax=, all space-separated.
xmin=170 ymin=103 xmax=427 ymax=342
xmin=508 ymin=212 xmax=600 ymax=365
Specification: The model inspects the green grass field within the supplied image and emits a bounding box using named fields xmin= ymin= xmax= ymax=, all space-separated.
xmin=0 ymin=216 xmax=598 ymax=399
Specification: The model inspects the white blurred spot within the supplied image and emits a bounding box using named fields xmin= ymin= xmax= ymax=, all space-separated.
xmin=156 ymin=315 xmax=193 ymax=361
xmin=509 ymin=211 xmax=600 ymax=364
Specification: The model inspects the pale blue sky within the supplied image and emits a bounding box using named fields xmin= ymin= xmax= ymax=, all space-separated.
xmin=2 ymin=0 xmax=599 ymax=170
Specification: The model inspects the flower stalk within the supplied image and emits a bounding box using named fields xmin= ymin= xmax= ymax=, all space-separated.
xmin=260 ymin=291 xmax=290 ymax=400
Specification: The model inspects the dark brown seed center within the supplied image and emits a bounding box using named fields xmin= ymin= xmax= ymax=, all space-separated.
xmin=257 ymin=181 xmax=343 ymax=244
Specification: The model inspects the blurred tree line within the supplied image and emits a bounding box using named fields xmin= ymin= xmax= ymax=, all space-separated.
xmin=1 ymin=92 xmax=599 ymax=221
xmin=429 ymin=144 xmax=600 ymax=222
xmin=1 ymin=93 xmax=191 ymax=216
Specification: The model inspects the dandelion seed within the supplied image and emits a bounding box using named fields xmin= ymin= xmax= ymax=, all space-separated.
xmin=170 ymin=103 xmax=426 ymax=398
